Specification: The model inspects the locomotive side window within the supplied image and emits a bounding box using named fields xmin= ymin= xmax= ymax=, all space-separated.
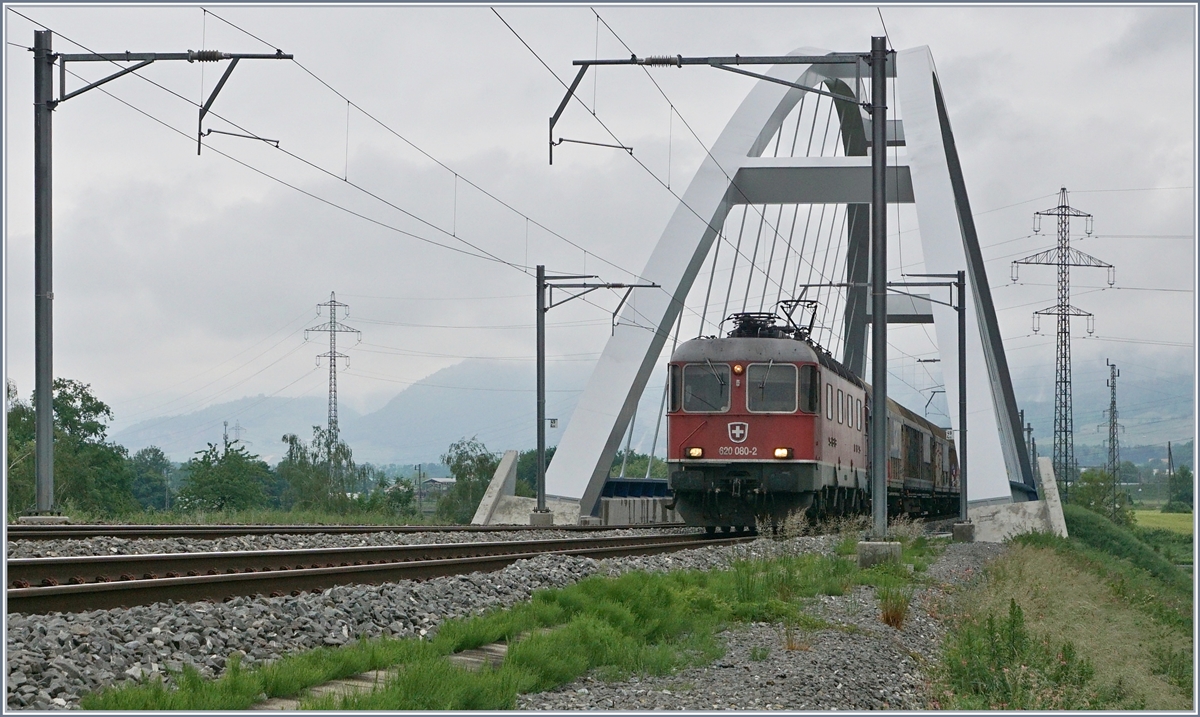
xmin=668 ymin=365 xmax=682 ymax=412
xmin=826 ymin=384 xmax=833 ymax=420
xmin=837 ymin=389 xmax=844 ymax=424
xmin=856 ymin=398 xmax=862 ymax=430
xmin=746 ymin=363 xmax=797 ymax=412
xmin=682 ymin=362 xmax=730 ymax=412
xmin=800 ymin=365 xmax=819 ymax=413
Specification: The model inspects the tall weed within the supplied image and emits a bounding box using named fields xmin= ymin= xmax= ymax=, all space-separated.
xmin=937 ymin=598 xmax=1098 ymax=710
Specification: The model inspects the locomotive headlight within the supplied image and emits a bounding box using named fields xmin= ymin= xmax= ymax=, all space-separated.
xmin=773 ymin=447 xmax=793 ymax=459
xmin=732 ymin=364 xmax=744 ymax=375
xmin=686 ymin=447 xmax=704 ymax=459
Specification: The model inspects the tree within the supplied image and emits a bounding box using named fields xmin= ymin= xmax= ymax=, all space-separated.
xmin=1072 ymin=467 xmax=1136 ymax=526
xmin=607 ymin=448 xmax=669 ymax=480
xmin=130 ymin=446 xmax=173 ymax=511
xmin=1164 ymin=464 xmax=1193 ymax=513
xmin=436 ymin=437 xmax=499 ymax=524
xmin=6 ymin=378 xmax=137 ymax=517
xmin=276 ymin=426 xmax=414 ymax=515
xmin=515 ymin=446 xmax=555 ymax=498
xmin=176 ymin=436 xmax=271 ymax=512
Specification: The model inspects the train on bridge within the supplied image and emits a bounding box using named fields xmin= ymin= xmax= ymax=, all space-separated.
xmin=666 ymin=309 xmax=959 ymax=532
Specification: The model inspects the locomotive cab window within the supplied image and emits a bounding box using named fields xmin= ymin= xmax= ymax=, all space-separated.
xmin=856 ymin=398 xmax=862 ymax=430
xmin=668 ymin=365 xmax=682 ymax=412
xmin=746 ymin=362 xmax=797 ymax=412
xmin=682 ymin=362 xmax=731 ymax=412
xmin=800 ymin=365 xmax=819 ymax=413
xmin=826 ymin=384 xmax=833 ymax=420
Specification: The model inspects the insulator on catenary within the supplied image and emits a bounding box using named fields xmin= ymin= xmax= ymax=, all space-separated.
xmin=187 ymin=49 xmax=226 ymax=62
xmin=643 ymin=55 xmax=682 ymax=67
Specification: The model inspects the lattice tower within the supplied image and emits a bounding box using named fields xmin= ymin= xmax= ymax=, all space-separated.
xmin=1104 ymin=359 xmax=1122 ymax=519
xmin=305 ymin=292 xmax=360 ymax=444
xmin=1012 ymin=187 xmax=1114 ymax=500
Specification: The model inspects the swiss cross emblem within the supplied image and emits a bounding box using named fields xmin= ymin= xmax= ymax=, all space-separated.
xmin=728 ymin=422 xmax=748 ymax=443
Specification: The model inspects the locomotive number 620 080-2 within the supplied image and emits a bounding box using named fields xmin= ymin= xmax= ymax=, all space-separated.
xmin=718 ymin=446 xmax=758 ymax=456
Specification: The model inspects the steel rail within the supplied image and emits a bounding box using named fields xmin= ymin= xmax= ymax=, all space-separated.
xmin=5 ymin=523 xmax=656 ymax=541
xmin=8 ymin=534 xmax=701 ymax=587
xmin=7 ymin=534 xmax=754 ymax=615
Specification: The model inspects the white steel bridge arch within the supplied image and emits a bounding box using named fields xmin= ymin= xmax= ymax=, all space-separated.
xmin=547 ymin=46 xmax=1036 ymax=516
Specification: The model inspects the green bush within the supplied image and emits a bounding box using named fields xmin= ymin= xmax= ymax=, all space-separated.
xmin=938 ymin=598 xmax=1098 ymax=709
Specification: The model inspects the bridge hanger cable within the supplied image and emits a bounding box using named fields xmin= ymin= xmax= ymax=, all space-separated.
xmin=699 ymin=227 xmax=724 ymax=335
xmin=747 ymin=128 xmax=786 ymax=312
xmin=721 ymin=207 xmax=752 ymax=325
xmin=770 ymin=94 xmax=809 ymax=309
xmin=562 ymin=9 xmax=830 ymax=303
xmin=592 ymin=7 xmax=844 ymax=291
xmin=741 ymin=204 xmax=769 ymax=313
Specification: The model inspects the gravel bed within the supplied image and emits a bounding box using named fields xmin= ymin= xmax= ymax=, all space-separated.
xmin=5 ymin=534 xmax=829 ymax=710
xmin=5 ymin=535 xmax=1001 ymax=711
xmin=5 ymin=527 xmax=696 ymax=559
xmin=517 ymin=541 xmax=1008 ymax=711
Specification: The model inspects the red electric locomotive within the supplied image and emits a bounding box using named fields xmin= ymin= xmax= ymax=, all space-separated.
xmin=666 ymin=310 xmax=958 ymax=532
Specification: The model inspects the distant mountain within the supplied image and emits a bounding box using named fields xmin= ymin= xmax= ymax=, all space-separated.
xmin=112 ymin=395 xmax=344 ymax=463
xmin=112 ymin=358 xmax=678 ymax=466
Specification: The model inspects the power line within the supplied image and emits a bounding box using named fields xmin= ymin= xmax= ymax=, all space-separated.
xmin=494 ymin=8 xmax=812 ymax=319
xmin=587 ymin=9 xmax=840 ymax=297
xmin=198 ymin=6 xmax=653 ymax=286
xmin=7 ymin=9 xmax=528 ymax=271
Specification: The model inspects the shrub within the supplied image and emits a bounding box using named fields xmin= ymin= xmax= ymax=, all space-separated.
xmin=939 ymin=598 xmax=1097 ymax=709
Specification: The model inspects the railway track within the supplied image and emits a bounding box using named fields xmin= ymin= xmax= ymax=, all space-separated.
xmin=5 ymin=523 xmax=656 ymax=541
xmin=7 ymin=532 xmax=755 ymax=615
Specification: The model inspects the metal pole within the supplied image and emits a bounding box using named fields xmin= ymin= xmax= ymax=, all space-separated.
xmin=536 ymin=265 xmax=548 ymax=513
xmin=869 ymin=36 xmax=888 ymax=539
xmin=34 ymin=30 xmax=55 ymax=514
xmin=957 ymin=270 xmax=968 ymax=522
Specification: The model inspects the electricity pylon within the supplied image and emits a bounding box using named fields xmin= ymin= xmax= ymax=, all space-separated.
xmin=305 ymin=293 xmax=360 ymax=443
xmin=1100 ymin=359 xmax=1124 ymax=520
xmin=1012 ymin=187 xmax=1114 ymax=501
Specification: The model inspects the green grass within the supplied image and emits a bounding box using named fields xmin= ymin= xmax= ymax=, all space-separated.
xmin=931 ymin=506 xmax=1194 ymax=711
xmin=79 ymin=638 xmax=434 ymax=710
xmin=83 ymin=544 xmax=938 ymax=711
xmin=1132 ymin=510 xmax=1194 ymax=535
xmin=936 ymin=598 xmax=1099 ymax=709
xmin=1059 ymin=504 xmax=1192 ymax=596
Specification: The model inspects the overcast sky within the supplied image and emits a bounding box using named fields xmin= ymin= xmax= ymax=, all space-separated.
xmin=4 ymin=3 xmax=1196 ymax=461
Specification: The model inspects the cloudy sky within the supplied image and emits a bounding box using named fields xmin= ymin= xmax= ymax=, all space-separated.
xmin=4 ymin=4 xmax=1196 ymax=463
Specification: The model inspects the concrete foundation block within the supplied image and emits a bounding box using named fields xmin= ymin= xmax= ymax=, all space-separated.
xmin=599 ymin=497 xmax=684 ymax=526
xmin=529 ymin=510 xmax=554 ymax=527
xmin=578 ymin=516 xmax=602 ymax=526
xmin=856 ymin=541 xmax=902 ymax=569
xmin=471 ymin=450 xmax=519 ymax=525
xmin=952 ymin=522 xmax=975 ymax=543
xmin=17 ymin=515 xmax=70 ymax=525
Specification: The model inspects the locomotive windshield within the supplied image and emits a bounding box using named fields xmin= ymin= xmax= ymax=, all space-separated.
xmin=682 ymin=362 xmax=730 ymax=412
xmin=746 ymin=362 xmax=797 ymax=412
